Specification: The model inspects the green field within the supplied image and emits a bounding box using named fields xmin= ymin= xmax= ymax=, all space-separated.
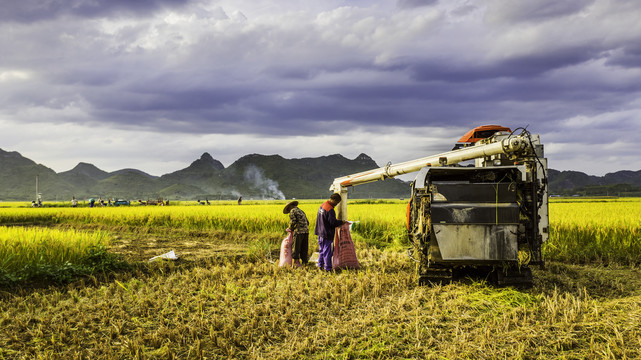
xmin=1 ymin=198 xmax=640 ymax=358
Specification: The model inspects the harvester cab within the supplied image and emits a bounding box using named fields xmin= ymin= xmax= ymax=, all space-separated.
xmin=452 ymin=124 xmax=512 ymax=150
xmin=330 ymin=127 xmax=548 ymax=287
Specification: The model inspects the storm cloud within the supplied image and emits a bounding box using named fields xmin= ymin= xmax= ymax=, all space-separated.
xmin=1 ymin=0 xmax=640 ymax=176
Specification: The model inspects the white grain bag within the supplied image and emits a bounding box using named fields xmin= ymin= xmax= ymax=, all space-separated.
xmin=279 ymin=229 xmax=293 ymax=267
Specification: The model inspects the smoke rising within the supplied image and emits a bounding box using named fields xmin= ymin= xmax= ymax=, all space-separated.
xmin=243 ymin=165 xmax=286 ymax=200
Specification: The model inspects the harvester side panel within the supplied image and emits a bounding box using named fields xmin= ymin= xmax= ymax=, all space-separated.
xmin=433 ymin=224 xmax=518 ymax=261
xmin=426 ymin=167 xmax=522 ymax=263
xmin=431 ymin=203 xmax=519 ymax=224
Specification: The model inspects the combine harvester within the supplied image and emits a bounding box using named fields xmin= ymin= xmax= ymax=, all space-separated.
xmin=331 ymin=126 xmax=548 ymax=287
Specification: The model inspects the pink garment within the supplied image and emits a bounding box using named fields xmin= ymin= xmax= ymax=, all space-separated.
xmin=279 ymin=230 xmax=293 ymax=267
xmin=332 ymin=223 xmax=359 ymax=270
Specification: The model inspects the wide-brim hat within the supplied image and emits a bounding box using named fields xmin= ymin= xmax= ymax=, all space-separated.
xmin=283 ymin=200 xmax=299 ymax=214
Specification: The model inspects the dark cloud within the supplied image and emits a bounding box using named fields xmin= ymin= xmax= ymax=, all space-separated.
xmin=407 ymin=45 xmax=604 ymax=82
xmin=606 ymin=45 xmax=641 ymax=69
xmin=450 ymin=4 xmax=477 ymax=17
xmin=0 ymin=0 xmax=192 ymax=22
xmin=397 ymin=0 xmax=438 ymax=10
xmin=486 ymin=0 xmax=596 ymax=24
xmin=265 ymin=67 xmax=322 ymax=81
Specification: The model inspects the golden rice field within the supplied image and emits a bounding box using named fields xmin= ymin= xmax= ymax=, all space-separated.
xmin=0 ymin=226 xmax=114 ymax=284
xmin=546 ymin=198 xmax=641 ymax=264
xmin=0 ymin=198 xmax=640 ymax=359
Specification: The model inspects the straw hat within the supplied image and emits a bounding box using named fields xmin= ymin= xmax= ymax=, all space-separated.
xmin=283 ymin=200 xmax=299 ymax=214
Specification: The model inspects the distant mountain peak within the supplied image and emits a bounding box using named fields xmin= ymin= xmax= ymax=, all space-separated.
xmin=73 ymin=162 xmax=98 ymax=169
xmin=64 ymin=162 xmax=109 ymax=180
xmin=71 ymin=162 xmax=101 ymax=172
xmin=355 ymin=153 xmax=373 ymax=161
xmin=0 ymin=148 xmax=23 ymax=158
xmin=354 ymin=153 xmax=377 ymax=167
xmin=200 ymin=152 xmax=214 ymax=163
xmin=188 ymin=152 xmax=224 ymax=171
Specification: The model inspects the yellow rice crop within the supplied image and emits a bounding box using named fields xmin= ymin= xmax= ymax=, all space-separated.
xmin=0 ymin=201 xmax=405 ymax=239
xmin=1 ymin=198 xmax=640 ymax=265
xmin=546 ymin=198 xmax=641 ymax=264
xmin=0 ymin=226 xmax=110 ymax=282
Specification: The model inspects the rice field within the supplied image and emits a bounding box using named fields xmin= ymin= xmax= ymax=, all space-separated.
xmin=0 ymin=226 xmax=118 ymax=285
xmin=0 ymin=201 xmax=401 ymax=235
xmin=0 ymin=198 xmax=640 ymax=358
xmin=1 ymin=198 xmax=638 ymax=264
xmin=546 ymin=198 xmax=641 ymax=265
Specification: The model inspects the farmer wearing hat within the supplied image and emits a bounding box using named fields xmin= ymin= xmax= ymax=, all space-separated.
xmin=283 ymin=200 xmax=309 ymax=267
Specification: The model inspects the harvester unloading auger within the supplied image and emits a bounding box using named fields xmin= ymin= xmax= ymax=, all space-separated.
xmin=331 ymin=126 xmax=548 ymax=287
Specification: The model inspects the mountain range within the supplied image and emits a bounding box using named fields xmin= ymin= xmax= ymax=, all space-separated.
xmin=0 ymin=149 xmax=408 ymax=201
xmin=1 ymin=148 xmax=640 ymax=201
xmin=547 ymin=169 xmax=641 ymax=196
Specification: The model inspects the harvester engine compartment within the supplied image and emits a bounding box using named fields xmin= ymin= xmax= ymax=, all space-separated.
xmin=409 ymin=165 xmax=543 ymax=287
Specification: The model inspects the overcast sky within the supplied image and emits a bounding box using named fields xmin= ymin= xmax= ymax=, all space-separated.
xmin=1 ymin=0 xmax=640 ymax=177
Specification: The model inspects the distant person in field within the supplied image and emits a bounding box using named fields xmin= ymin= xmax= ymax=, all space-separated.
xmin=314 ymin=193 xmax=346 ymax=271
xmin=238 ymin=196 xmax=242 ymax=205
xmin=71 ymin=197 xmax=77 ymax=207
xmin=284 ymin=201 xmax=309 ymax=267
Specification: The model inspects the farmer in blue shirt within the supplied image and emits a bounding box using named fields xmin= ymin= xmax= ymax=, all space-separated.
xmin=314 ymin=193 xmax=346 ymax=271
